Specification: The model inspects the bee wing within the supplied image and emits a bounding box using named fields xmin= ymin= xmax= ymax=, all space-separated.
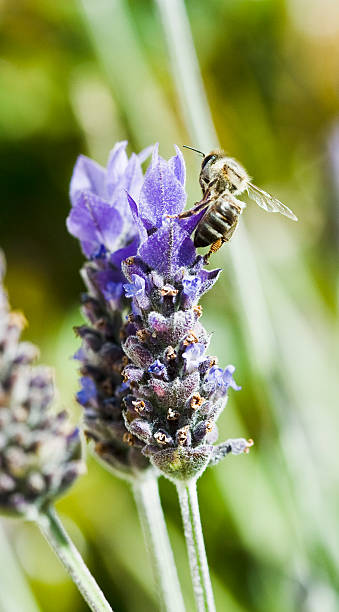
xmin=247 ymin=183 xmax=298 ymax=221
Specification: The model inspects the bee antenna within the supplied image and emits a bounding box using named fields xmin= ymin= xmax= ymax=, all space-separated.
xmin=182 ymin=145 xmax=205 ymax=157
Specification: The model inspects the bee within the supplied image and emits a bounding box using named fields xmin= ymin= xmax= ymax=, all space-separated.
xmin=179 ymin=146 xmax=298 ymax=261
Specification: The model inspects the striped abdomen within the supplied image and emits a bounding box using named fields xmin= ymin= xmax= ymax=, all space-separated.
xmin=194 ymin=196 xmax=240 ymax=247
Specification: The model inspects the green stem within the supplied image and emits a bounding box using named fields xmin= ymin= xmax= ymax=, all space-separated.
xmin=37 ymin=506 xmax=113 ymax=612
xmin=176 ymin=480 xmax=215 ymax=612
xmin=155 ymin=0 xmax=218 ymax=150
xmin=133 ymin=475 xmax=186 ymax=612
xmin=0 ymin=523 xmax=41 ymax=612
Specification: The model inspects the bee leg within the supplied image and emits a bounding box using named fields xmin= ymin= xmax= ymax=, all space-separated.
xmin=204 ymin=238 xmax=224 ymax=263
xmin=177 ymin=201 xmax=208 ymax=219
xmin=168 ymin=188 xmax=212 ymax=220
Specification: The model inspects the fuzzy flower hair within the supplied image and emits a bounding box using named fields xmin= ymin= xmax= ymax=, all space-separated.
xmin=67 ymin=142 xmax=252 ymax=482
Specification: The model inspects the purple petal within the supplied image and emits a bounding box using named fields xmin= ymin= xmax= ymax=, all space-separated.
xmin=169 ymin=145 xmax=186 ymax=186
xmin=148 ymin=359 xmax=167 ymax=378
xmin=70 ymin=155 xmax=107 ymax=203
xmin=66 ymin=192 xmax=124 ymax=257
xmin=73 ymin=347 xmax=86 ymax=361
xmin=138 ymin=144 xmax=154 ymax=164
xmin=102 ymin=282 xmax=123 ymax=303
xmin=77 ymin=377 xmax=97 ymax=406
xmin=110 ymin=236 xmax=139 ymax=269
xmin=123 ymin=274 xmax=146 ymax=298
xmin=139 ymin=159 xmax=187 ymax=228
xmin=95 ymin=268 xmax=125 ymax=302
xmin=182 ymin=342 xmax=205 ymax=372
xmin=179 ymin=207 xmax=206 ymax=235
xmin=123 ymin=154 xmax=144 ymax=201
xmin=223 ymin=365 xmax=241 ymax=391
xmin=138 ymin=222 xmax=196 ymax=277
xmin=182 ymin=277 xmax=201 ymax=299
xmin=151 ymin=142 xmax=159 ymax=165
xmin=109 ymin=154 xmax=144 ymax=208
xmin=197 ymin=267 xmax=221 ymax=298
xmin=106 ymin=141 xmax=128 ymax=197
xmin=126 ymin=193 xmax=148 ymax=244
xmin=205 ymin=366 xmax=223 ymax=388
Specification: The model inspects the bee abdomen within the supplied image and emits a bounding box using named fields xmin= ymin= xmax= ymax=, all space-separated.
xmin=194 ymin=199 xmax=237 ymax=247
xmin=194 ymin=223 xmax=223 ymax=247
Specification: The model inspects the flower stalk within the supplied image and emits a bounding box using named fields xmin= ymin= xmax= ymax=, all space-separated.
xmin=155 ymin=0 xmax=218 ymax=150
xmin=38 ymin=506 xmax=113 ymax=612
xmin=132 ymin=475 xmax=185 ymax=612
xmin=176 ymin=480 xmax=215 ymax=612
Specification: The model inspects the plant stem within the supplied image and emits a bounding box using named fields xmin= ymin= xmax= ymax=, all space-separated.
xmin=0 ymin=523 xmax=41 ymax=612
xmin=132 ymin=475 xmax=185 ymax=612
xmin=176 ymin=480 xmax=215 ymax=612
xmin=155 ymin=0 xmax=217 ymax=151
xmin=37 ymin=506 xmax=113 ymax=612
xmin=79 ymin=0 xmax=182 ymax=149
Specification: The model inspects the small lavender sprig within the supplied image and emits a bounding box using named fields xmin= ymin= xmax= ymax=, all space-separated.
xmin=0 ymin=257 xmax=83 ymax=517
xmin=67 ymin=142 xmax=185 ymax=612
xmin=0 ymin=253 xmax=113 ymax=612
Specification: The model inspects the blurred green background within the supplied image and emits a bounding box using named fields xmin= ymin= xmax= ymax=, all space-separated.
xmin=1 ymin=0 xmax=339 ymax=610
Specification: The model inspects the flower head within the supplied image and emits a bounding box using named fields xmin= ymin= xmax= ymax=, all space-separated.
xmin=68 ymin=142 xmax=252 ymax=483
xmin=0 ymin=254 xmax=84 ymax=518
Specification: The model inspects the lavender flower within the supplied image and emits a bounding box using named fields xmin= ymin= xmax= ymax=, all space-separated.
xmin=119 ymin=145 xmax=252 ymax=481
xmin=68 ymin=142 xmax=252 ymax=483
xmin=67 ymin=142 xmax=153 ymax=478
xmin=0 ymin=254 xmax=84 ymax=518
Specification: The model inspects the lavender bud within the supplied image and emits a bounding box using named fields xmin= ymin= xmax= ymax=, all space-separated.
xmin=0 ymin=254 xmax=84 ymax=518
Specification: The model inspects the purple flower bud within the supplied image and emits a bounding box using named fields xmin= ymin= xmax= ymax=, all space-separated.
xmin=223 ymin=365 xmax=242 ymax=391
xmin=148 ymin=359 xmax=167 ymax=378
xmin=148 ymin=312 xmax=169 ymax=333
xmin=123 ymin=274 xmax=146 ymax=299
xmin=73 ymin=347 xmax=86 ymax=361
xmin=76 ymin=376 xmax=97 ymax=406
xmin=205 ymin=365 xmax=224 ymax=388
xmin=205 ymin=365 xmax=241 ymax=394
xmin=182 ymin=342 xmax=205 ymax=373
xmin=102 ymin=281 xmax=124 ymax=302
xmin=210 ymin=438 xmax=254 ymax=466
xmin=128 ymin=419 xmax=153 ymax=444
xmin=182 ymin=277 xmax=201 ymax=299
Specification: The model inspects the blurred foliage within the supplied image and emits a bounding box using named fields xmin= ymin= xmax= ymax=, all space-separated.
xmin=1 ymin=0 xmax=339 ymax=610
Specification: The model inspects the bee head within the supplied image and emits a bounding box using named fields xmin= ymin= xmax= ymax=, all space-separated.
xmin=199 ymin=149 xmax=224 ymax=190
xmin=200 ymin=152 xmax=248 ymax=195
